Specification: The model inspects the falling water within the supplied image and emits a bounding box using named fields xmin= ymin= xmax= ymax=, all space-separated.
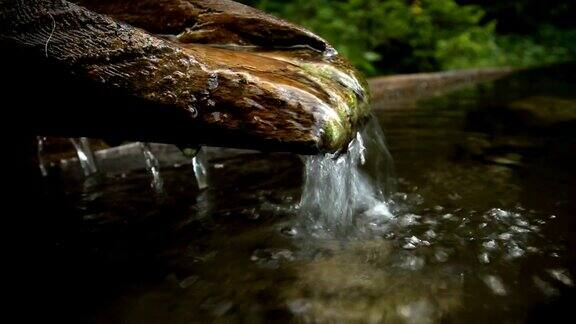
xmin=69 ymin=137 xmax=98 ymax=176
xmin=299 ymin=115 xmax=395 ymax=237
xmin=140 ymin=143 xmax=164 ymax=194
xmin=192 ymin=148 xmax=209 ymax=190
xmin=36 ymin=136 xmax=48 ymax=177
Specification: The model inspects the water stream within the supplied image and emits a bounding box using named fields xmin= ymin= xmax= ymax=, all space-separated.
xmin=140 ymin=142 xmax=164 ymax=194
xmin=69 ymin=137 xmax=98 ymax=176
xmin=299 ymin=115 xmax=395 ymax=237
xmin=36 ymin=136 xmax=48 ymax=177
xmin=192 ymin=148 xmax=209 ymax=190
xmin=29 ymin=66 xmax=576 ymax=323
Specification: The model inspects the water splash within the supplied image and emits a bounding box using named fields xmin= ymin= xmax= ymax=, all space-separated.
xmin=192 ymin=148 xmax=209 ymax=190
xmin=298 ymin=115 xmax=395 ymax=237
xmin=140 ymin=143 xmax=164 ymax=194
xmin=69 ymin=137 xmax=98 ymax=176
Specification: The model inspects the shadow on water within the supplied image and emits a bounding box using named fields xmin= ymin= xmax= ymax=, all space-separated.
xmin=13 ymin=63 xmax=576 ymax=323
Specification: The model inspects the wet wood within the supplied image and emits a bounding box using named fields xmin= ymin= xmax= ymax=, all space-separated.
xmin=75 ymin=0 xmax=331 ymax=51
xmin=1 ymin=0 xmax=370 ymax=154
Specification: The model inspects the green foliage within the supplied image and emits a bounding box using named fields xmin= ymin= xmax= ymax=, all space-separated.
xmin=240 ymin=0 xmax=576 ymax=75
xmin=496 ymin=26 xmax=576 ymax=67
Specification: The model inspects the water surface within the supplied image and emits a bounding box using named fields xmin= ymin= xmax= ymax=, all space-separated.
xmin=35 ymin=65 xmax=576 ymax=323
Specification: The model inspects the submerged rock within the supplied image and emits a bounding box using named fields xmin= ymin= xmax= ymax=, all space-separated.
xmin=1 ymin=0 xmax=370 ymax=154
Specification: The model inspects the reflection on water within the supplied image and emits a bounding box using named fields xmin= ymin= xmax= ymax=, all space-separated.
xmin=33 ymin=65 xmax=576 ymax=323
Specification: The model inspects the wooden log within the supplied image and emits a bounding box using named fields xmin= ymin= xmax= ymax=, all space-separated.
xmin=0 ymin=0 xmax=370 ymax=154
